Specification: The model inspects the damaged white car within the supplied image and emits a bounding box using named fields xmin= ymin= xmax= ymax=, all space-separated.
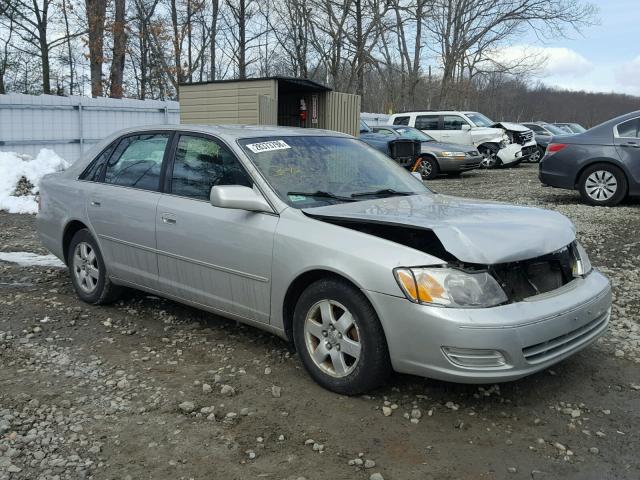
xmin=389 ymin=110 xmax=537 ymax=168
xmin=37 ymin=125 xmax=611 ymax=395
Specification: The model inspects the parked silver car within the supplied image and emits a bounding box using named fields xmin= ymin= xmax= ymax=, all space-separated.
xmin=37 ymin=125 xmax=611 ymax=394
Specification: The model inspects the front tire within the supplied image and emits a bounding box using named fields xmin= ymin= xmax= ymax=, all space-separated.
xmin=292 ymin=278 xmax=391 ymax=395
xmin=578 ymin=164 xmax=627 ymax=206
xmin=479 ymin=145 xmax=501 ymax=169
xmin=418 ymin=156 xmax=439 ymax=180
xmin=68 ymin=229 xmax=122 ymax=304
xmin=528 ymin=146 xmax=544 ymax=163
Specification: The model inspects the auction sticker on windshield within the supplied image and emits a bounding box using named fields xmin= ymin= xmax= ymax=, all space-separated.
xmin=245 ymin=140 xmax=291 ymax=153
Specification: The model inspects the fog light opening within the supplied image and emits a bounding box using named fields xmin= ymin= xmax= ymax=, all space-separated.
xmin=442 ymin=347 xmax=507 ymax=368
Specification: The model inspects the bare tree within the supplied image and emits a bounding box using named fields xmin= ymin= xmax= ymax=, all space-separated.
xmin=426 ymin=0 xmax=597 ymax=107
xmin=109 ymin=0 xmax=127 ymax=97
xmin=85 ymin=0 xmax=107 ymax=96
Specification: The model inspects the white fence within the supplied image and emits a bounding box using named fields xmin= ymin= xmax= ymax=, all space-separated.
xmin=361 ymin=112 xmax=390 ymax=126
xmin=0 ymin=94 xmax=180 ymax=163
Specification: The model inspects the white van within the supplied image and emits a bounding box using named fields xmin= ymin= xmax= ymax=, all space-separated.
xmin=388 ymin=111 xmax=536 ymax=168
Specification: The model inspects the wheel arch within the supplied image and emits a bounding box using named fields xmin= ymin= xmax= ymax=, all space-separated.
xmin=281 ymin=269 xmax=380 ymax=346
xmin=62 ymin=220 xmax=90 ymax=265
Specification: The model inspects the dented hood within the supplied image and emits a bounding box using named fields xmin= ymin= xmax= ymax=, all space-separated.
xmin=303 ymin=194 xmax=576 ymax=264
xmin=492 ymin=122 xmax=529 ymax=132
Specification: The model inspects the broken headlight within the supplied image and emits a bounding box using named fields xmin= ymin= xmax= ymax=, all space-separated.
xmin=394 ymin=267 xmax=508 ymax=308
xmin=572 ymin=242 xmax=592 ymax=277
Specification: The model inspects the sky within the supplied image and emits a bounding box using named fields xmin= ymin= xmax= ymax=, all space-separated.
xmin=511 ymin=0 xmax=640 ymax=96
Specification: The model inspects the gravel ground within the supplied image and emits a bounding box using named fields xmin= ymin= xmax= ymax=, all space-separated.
xmin=0 ymin=163 xmax=638 ymax=480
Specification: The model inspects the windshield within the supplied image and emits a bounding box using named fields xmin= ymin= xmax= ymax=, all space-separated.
xmin=239 ymin=136 xmax=429 ymax=208
xmin=465 ymin=112 xmax=494 ymax=127
xmin=394 ymin=127 xmax=435 ymax=142
xmin=543 ymin=124 xmax=568 ymax=135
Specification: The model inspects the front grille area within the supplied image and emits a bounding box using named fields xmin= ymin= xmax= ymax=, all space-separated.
xmin=489 ymin=246 xmax=575 ymax=302
xmin=513 ymin=130 xmax=534 ymax=144
xmin=522 ymin=310 xmax=609 ymax=364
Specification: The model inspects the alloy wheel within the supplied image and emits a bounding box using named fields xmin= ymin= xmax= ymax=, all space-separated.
xmin=420 ymin=160 xmax=433 ymax=178
xmin=73 ymin=242 xmax=99 ymax=294
xmin=585 ymin=170 xmax=618 ymax=201
xmin=480 ymin=150 xmax=498 ymax=168
xmin=529 ymin=149 xmax=541 ymax=163
xmin=304 ymin=299 xmax=362 ymax=378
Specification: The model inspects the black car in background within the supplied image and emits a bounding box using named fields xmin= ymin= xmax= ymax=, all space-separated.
xmin=522 ymin=122 xmax=574 ymax=163
xmin=539 ymin=111 xmax=640 ymax=206
xmin=359 ymin=119 xmax=421 ymax=169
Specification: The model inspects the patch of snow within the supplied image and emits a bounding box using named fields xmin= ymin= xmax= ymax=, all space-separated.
xmin=0 ymin=149 xmax=69 ymax=214
xmin=0 ymin=251 xmax=66 ymax=268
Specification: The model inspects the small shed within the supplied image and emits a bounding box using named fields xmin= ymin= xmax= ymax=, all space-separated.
xmin=179 ymin=77 xmax=361 ymax=136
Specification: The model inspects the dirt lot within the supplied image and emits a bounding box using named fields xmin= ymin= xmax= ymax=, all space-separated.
xmin=1 ymin=164 xmax=639 ymax=480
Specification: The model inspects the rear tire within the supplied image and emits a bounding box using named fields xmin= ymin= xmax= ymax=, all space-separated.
xmin=292 ymin=278 xmax=391 ymax=395
xmin=67 ymin=229 xmax=122 ymax=304
xmin=578 ymin=164 xmax=627 ymax=206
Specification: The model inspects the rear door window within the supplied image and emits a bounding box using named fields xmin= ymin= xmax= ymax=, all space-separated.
xmin=415 ymin=115 xmax=440 ymax=130
xmin=80 ymin=144 xmax=116 ymax=182
xmin=616 ymin=118 xmax=640 ymax=138
xmin=103 ymin=134 xmax=170 ymax=191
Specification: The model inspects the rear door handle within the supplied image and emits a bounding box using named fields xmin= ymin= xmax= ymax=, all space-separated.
xmin=90 ymin=200 xmax=101 ymax=207
xmin=161 ymin=215 xmax=176 ymax=225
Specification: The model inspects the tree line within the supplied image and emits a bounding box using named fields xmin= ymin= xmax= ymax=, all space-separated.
xmin=1 ymin=0 xmax=638 ymax=125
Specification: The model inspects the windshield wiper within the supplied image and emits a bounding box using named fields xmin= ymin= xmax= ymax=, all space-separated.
xmin=287 ymin=191 xmax=356 ymax=202
xmin=350 ymin=188 xmax=416 ymax=198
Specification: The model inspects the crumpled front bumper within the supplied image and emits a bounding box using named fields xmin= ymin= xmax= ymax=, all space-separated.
xmin=367 ymin=269 xmax=611 ymax=383
xmin=497 ymin=143 xmax=523 ymax=165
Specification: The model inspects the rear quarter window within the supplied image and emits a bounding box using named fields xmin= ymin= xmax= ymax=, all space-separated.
xmin=392 ymin=116 xmax=410 ymax=126
xmin=79 ymin=144 xmax=116 ymax=182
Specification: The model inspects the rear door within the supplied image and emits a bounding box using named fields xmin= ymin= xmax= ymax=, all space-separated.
xmin=614 ymin=116 xmax=640 ymax=186
xmin=415 ymin=114 xmax=442 ymax=140
xmin=86 ymin=132 xmax=172 ymax=289
xmin=155 ymin=133 xmax=278 ymax=323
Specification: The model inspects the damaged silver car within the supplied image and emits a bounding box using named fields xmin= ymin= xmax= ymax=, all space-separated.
xmin=37 ymin=125 xmax=611 ymax=395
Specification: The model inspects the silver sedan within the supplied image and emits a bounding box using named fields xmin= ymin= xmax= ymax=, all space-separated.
xmin=37 ymin=125 xmax=611 ymax=394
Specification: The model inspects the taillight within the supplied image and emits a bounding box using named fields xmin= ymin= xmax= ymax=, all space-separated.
xmin=546 ymin=143 xmax=568 ymax=155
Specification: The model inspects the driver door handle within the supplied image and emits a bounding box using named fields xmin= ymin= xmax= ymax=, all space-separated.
xmin=161 ymin=214 xmax=177 ymax=225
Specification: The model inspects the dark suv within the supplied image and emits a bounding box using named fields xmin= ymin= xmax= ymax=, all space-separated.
xmin=539 ymin=111 xmax=640 ymax=206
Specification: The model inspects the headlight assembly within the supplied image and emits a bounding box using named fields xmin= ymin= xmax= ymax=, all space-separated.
xmin=572 ymin=242 xmax=592 ymax=277
xmin=394 ymin=267 xmax=508 ymax=308
xmin=440 ymin=151 xmax=466 ymax=158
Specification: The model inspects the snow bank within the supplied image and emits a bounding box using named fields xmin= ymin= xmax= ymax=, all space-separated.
xmin=0 ymin=251 xmax=66 ymax=268
xmin=0 ymin=149 xmax=69 ymax=214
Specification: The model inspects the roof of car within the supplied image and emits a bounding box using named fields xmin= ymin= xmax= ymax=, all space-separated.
xmin=104 ymin=124 xmax=352 ymax=140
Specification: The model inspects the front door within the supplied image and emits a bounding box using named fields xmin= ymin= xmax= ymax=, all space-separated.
xmin=155 ymin=133 xmax=278 ymax=323
xmin=441 ymin=115 xmax=473 ymax=145
xmin=87 ymin=132 xmax=172 ymax=288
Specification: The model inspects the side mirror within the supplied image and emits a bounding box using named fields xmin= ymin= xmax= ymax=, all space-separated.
xmin=210 ymin=185 xmax=273 ymax=213
xmin=461 ymin=124 xmax=471 ymax=131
